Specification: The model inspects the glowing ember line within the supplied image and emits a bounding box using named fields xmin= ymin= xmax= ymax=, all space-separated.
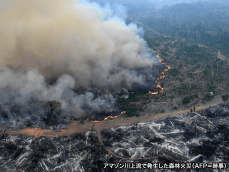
xmin=149 ymin=91 xmax=158 ymax=94
xmin=164 ymin=65 xmax=170 ymax=71
xmin=88 ymin=115 xmax=118 ymax=123
xmin=156 ymin=85 xmax=163 ymax=92
xmin=148 ymin=49 xmax=170 ymax=95
xmin=88 ymin=49 xmax=170 ymax=121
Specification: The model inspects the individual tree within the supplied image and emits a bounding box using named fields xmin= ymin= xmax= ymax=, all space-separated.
xmin=222 ymin=95 xmax=229 ymax=102
xmin=47 ymin=100 xmax=61 ymax=125
xmin=48 ymin=101 xmax=61 ymax=114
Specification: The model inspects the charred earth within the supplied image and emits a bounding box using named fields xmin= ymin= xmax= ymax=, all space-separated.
xmin=0 ymin=103 xmax=229 ymax=171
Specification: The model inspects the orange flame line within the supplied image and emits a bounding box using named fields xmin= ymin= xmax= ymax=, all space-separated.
xmin=148 ymin=48 xmax=170 ymax=94
xmin=88 ymin=49 xmax=170 ymax=121
xmin=121 ymin=111 xmax=126 ymax=114
xmin=88 ymin=115 xmax=119 ymax=123
xmin=149 ymin=91 xmax=158 ymax=94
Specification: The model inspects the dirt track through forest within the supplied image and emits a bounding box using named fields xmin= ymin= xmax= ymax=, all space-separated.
xmin=1 ymin=99 xmax=222 ymax=138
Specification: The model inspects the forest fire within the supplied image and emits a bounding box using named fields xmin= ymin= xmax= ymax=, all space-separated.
xmin=86 ymin=111 xmax=125 ymax=123
xmin=149 ymin=85 xmax=163 ymax=95
xmin=157 ymin=58 xmax=170 ymax=80
xmin=159 ymin=72 xmax=165 ymax=79
xmin=152 ymin=50 xmax=160 ymax=58
xmin=88 ymin=115 xmax=118 ymax=123
xmin=160 ymin=59 xmax=171 ymax=72
xmin=161 ymin=59 xmax=171 ymax=69
xmin=82 ymin=49 xmax=170 ymax=122
xmin=164 ymin=65 xmax=171 ymax=71
xmin=157 ymin=85 xmax=163 ymax=91
xmin=149 ymin=91 xmax=158 ymax=94
xmin=148 ymin=51 xmax=170 ymax=95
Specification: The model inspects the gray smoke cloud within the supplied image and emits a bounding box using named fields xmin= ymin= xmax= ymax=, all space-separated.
xmin=0 ymin=68 xmax=117 ymax=116
xmin=0 ymin=0 xmax=159 ymax=117
xmin=0 ymin=0 xmax=157 ymax=89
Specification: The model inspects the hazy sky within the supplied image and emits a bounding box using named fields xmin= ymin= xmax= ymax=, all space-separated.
xmin=92 ymin=0 xmax=228 ymax=9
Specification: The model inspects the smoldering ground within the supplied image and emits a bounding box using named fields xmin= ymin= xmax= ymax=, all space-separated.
xmin=0 ymin=0 xmax=163 ymax=128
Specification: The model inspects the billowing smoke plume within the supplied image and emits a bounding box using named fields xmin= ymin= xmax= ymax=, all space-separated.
xmin=0 ymin=0 xmax=156 ymax=88
xmin=0 ymin=0 xmax=160 ymax=120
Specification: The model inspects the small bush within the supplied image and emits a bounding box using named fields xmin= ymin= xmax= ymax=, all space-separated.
xmin=222 ymin=95 xmax=229 ymax=102
xmin=125 ymin=107 xmax=139 ymax=117
xmin=182 ymin=96 xmax=192 ymax=104
xmin=173 ymin=106 xmax=178 ymax=110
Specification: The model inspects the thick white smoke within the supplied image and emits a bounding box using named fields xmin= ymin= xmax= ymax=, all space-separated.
xmin=0 ymin=0 xmax=158 ymax=116
xmin=0 ymin=0 xmax=156 ymax=89
xmin=0 ymin=67 xmax=117 ymax=118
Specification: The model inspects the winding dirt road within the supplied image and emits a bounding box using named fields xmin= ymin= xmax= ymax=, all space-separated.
xmin=1 ymin=99 xmax=222 ymax=138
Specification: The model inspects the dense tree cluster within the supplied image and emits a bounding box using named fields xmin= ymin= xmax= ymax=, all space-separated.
xmin=138 ymin=2 xmax=229 ymax=55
